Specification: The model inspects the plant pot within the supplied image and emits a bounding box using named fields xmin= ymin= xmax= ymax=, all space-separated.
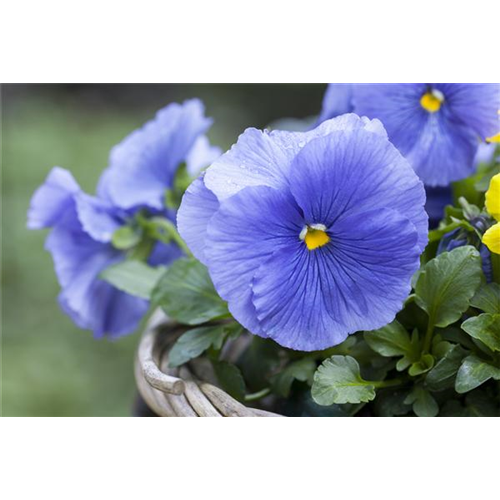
xmin=134 ymin=312 xmax=283 ymax=417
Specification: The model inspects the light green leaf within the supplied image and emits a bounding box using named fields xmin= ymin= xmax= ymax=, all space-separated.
xmin=404 ymin=387 xmax=439 ymax=417
xmin=152 ymin=258 xmax=228 ymax=325
xmin=426 ymin=344 xmax=467 ymax=391
xmin=470 ymin=283 xmax=500 ymax=314
xmin=100 ymin=260 xmax=164 ymax=299
xmin=312 ymin=355 xmax=377 ymax=405
xmin=169 ymin=324 xmax=240 ymax=368
xmin=213 ymin=361 xmax=246 ymax=401
xmin=455 ymin=355 xmax=500 ymax=393
xmin=271 ymin=358 xmax=316 ymax=398
xmin=415 ymin=246 xmax=482 ymax=328
xmin=408 ymin=353 xmax=435 ymax=376
xmin=111 ymin=225 xmax=141 ymax=250
xmin=461 ymin=313 xmax=500 ymax=352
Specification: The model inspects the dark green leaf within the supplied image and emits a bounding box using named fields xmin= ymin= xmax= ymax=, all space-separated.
xmin=374 ymin=389 xmax=412 ymax=417
xmin=426 ymin=344 xmax=467 ymax=391
xmin=404 ymin=387 xmax=439 ymax=417
xmin=239 ymin=337 xmax=281 ymax=391
xmin=470 ymin=283 xmax=500 ymax=314
xmin=213 ymin=361 xmax=246 ymax=401
xmin=455 ymin=355 xmax=500 ymax=393
xmin=152 ymin=258 xmax=228 ymax=325
xmin=312 ymin=356 xmax=377 ymax=405
xmin=271 ymin=358 xmax=316 ymax=398
xmin=461 ymin=313 xmax=500 ymax=352
xmin=100 ymin=260 xmax=164 ymax=299
xmin=168 ymin=324 xmax=240 ymax=368
xmin=414 ymin=246 xmax=482 ymax=328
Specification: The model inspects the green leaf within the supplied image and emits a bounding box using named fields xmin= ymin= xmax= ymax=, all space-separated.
xmin=271 ymin=358 xmax=316 ymax=398
xmin=111 ymin=225 xmax=142 ymax=250
xmin=152 ymin=258 xmax=228 ymax=325
xmin=455 ymin=355 xmax=500 ymax=393
xmin=365 ymin=321 xmax=421 ymax=373
xmin=239 ymin=337 xmax=281 ymax=391
xmin=408 ymin=353 xmax=435 ymax=376
xmin=311 ymin=355 xmax=377 ymax=405
xmin=404 ymin=387 xmax=439 ymax=417
xmin=212 ymin=361 xmax=246 ymax=401
xmin=470 ymin=283 xmax=500 ymax=314
xmin=462 ymin=314 xmax=500 ymax=352
xmin=168 ymin=324 xmax=240 ymax=368
xmin=425 ymin=344 xmax=467 ymax=391
xmin=414 ymin=246 xmax=482 ymax=328
xmin=364 ymin=321 xmax=412 ymax=357
xmin=100 ymin=260 xmax=164 ymax=299
xmin=374 ymin=389 xmax=412 ymax=417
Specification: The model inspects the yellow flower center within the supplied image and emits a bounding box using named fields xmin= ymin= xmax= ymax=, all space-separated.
xmin=300 ymin=224 xmax=330 ymax=250
xmin=420 ymin=89 xmax=444 ymax=113
xmin=486 ymin=132 xmax=500 ymax=143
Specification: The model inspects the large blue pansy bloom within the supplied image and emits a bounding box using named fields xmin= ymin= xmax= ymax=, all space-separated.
xmin=27 ymin=168 xmax=156 ymax=337
xmin=178 ymin=115 xmax=428 ymax=351
xmin=98 ymin=99 xmax=221 ymax=210
xmin=319 ymin=84 xmax=500 ymax=187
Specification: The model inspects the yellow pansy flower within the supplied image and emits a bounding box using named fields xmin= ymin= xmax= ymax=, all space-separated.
xmin=483 ymin=173 xmax=500 ymax=254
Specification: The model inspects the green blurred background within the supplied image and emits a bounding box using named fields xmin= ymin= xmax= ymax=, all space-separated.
xmin=1 ymin=84 xmax=325 ymax=416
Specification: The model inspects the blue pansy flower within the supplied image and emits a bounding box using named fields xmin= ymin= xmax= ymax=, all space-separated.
xmin=28 ymin=99 xmax=219 ymax=337
xmin=27 ymin=167 xmax=158 ymax=337
xmin=98 ymin=99 xmax=221 ymax=210
xmin=178 ymin=114 xmax=428 ymax=351
xmin=319 ymin=84 xmax=500 ymax=187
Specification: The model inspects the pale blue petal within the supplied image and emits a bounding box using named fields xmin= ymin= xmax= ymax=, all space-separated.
xmin=99 ymin=99 xmax=212 ymax=209
xmin=186 ymin=135 xmax=222 ymax=176
xmin=177 ymin=176 xmax=220 ymax=265
xmin=27 ymin=167 xmax=80 ymax=229
xmin=75 ymin=192 xmax=124 ymax=243
xmin=317 ymin=83 xmax=353 ymax=123
xmin=205 ymin=185 xmax=303 ymax=335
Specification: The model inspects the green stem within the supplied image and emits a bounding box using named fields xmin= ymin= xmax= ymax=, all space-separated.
xmin=372 ymin=378 xmax=404 ymax=389
xmin=150 ymin=217 xmax=193 ymax=257
xmin=422 ymin=316 xmax=435 ymax=353
xmin=244 ymin=387 xmax=271 ymax=402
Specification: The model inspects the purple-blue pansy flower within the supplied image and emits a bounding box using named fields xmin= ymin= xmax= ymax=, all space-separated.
xmin=97 ymin=99 xmax=220 ymax=210
xmin=316 ymin=83 xmax=353 ymax=124
xmin=178 ymin=114 xmax=428 ymax=351
xmin=319 ymin=84 xmax=500 ymax=187
xmin=27 ymin=167 xmax=180 ymax=338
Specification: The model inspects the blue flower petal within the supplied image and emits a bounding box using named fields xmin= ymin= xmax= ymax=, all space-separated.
xmin=252 ymin=208 xmax=420 ymax=351
xmin=148 ymin=241 xmax=183 ymax=267
xmin=27 ymin=167 xmax=80 ymax=229
xmin=287 ymin=129 xmax=428 ymax=252
xmin=205 ymin=185 xmax=304 ymax=334
xmin=436 ymin=83 xmax=500 ymax=139
xmin=46 ymin=210 xmax=148 ymax=337
xmin=204 ymin=114 xmax=387 ymax=202
xmin=75 ymin=192 xmax=125 ymax=243
xmin=186 ymin=135 xmax=222 ymax=176
xmin=98 ymin=99 xmax=212 ymax=209
xmin=317 ymin=83 xmax=353 ymax=123
xmin=177 ymin=176 xmax=219 ymax=265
